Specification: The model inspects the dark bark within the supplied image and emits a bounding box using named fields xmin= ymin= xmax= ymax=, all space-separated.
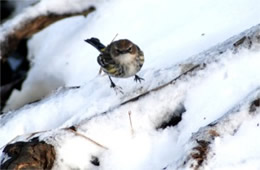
xmin=0 ymin=138 xmax=56 ymax=170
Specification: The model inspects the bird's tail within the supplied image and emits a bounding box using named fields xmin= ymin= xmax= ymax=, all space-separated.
xmin=85 ymin=38 xmax=106 ymax=52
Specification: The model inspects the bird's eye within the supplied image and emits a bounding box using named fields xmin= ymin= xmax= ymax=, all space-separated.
xmin=116 ymin=49 xmax=121 ymax=53
xmin=127 ymin=47 xmax=132 ymax=52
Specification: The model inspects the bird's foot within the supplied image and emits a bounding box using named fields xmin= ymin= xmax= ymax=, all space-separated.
xmin=134 ymin=75 xmax=144 ymax=83
xmin=110 ymin=82 xmax=124 ymax=94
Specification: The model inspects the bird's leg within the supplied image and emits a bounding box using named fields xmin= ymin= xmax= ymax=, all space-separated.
xmin=134 ymin=75 xmax=144 ymax=83
xmin=108 ymin=76 xmax=123 ymax=94
xmin=109 ymin=76 xmax=116 ymax=88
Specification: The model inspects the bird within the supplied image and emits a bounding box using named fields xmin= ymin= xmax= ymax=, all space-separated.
xmin=85 ymin=37 xmax=144 ymax=90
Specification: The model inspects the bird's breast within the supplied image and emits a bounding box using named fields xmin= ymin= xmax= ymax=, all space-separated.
xmin=115 ymin=53 xmax=136 ymax=65
xmin=105 ymin=53 xmax=142 ymax=78
xmin=123 ymin=64 xmax=140 ymax=77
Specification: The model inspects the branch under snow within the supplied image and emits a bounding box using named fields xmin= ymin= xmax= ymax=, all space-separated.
xmin=0 ymin=24 xmax=260 ymax=169
xmin=178 ymin=89 xmax=260 ymax=170
xmin=0 ymin=2 xmax=95 ymax=60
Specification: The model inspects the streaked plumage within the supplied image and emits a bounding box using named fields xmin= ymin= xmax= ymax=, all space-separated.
xmin=85 ymin=37 xmax=144 ymax=89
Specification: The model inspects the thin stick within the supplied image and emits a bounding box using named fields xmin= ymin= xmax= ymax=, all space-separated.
xmin=111 ymin=33 xmax=119 ymax=43
xmin=66 ymin=129 xmax=108 ymax=150
xmin=128 ymin=111 xmax=134 ymax=136
xmin=98 ymin=67 xmax=103 ymax=75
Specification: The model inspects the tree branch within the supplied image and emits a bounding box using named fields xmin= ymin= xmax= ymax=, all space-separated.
xmin=0 ymin=6 xmax=95 ymax=60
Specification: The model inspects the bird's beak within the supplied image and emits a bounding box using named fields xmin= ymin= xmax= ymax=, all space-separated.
xmin=121 ymin=51 xmax=129 ymax=54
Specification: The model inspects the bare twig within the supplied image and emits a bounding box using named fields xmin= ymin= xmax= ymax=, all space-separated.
xmin=111 ymin=33 xmax=119 ymax=43
xmin=98 ymin=67 xmax=103 ymax=75
xmin=128 ymin=111 xmax=134 ymax=136
xmin=66 ymin=128 xmax=108 ymax=150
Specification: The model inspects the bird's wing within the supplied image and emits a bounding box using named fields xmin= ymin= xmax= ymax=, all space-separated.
xmin=137 ymin=46 xmax=144 ymax=67
xmin=97 ymin=54 xmax=122 ymax=76
xmin=97 ymin=53 xmax=115 ymax=66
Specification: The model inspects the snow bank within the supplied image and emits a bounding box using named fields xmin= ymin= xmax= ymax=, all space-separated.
xmin=1 ymin=0 xmax=260 ymax=169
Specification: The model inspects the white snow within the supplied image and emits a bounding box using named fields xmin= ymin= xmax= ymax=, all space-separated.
xmin=1 ymin=0 xmax=260 ymax=169
xmin=202 ymin=107 xmax=260 ymax=170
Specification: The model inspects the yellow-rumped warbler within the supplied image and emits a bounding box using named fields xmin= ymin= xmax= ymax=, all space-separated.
xmin=85 ymin=37 xmax=144 ymax=89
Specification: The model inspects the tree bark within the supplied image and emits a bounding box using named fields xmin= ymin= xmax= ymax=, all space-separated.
xmin=0 ymin=6 xmax=95 ymax=61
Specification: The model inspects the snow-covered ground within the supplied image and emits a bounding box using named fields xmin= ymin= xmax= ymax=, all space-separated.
xmin=1 ymin=0 xmax=260 ymax=169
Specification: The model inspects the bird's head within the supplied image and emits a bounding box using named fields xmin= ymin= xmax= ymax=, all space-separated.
xmin=110 ymin=39 xmax=138 ymax=57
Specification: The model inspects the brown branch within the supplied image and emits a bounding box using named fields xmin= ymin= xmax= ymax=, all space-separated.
xmin=0 ymin=6 xmax=95 ymax=60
